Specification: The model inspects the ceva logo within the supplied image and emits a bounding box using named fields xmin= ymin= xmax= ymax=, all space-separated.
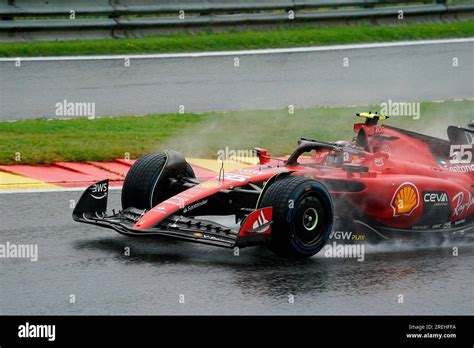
xmin=423 ymin=192 xmax=448 ymax=204
xmin=390 ymin=182 xmax=420 ymax=217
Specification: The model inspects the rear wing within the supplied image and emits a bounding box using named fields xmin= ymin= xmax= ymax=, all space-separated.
xmin=447 ymin=126 xmax=474 ymax=146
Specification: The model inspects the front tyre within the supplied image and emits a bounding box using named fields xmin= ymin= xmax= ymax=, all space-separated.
xmin=121 ymin=150 xmax=195 ymax=210
xmin=260 ymin=176 xmax=333 ymax=258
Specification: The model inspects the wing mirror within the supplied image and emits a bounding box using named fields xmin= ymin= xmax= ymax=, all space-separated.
xmin=253 ymin=147 xmax=271 ymax=165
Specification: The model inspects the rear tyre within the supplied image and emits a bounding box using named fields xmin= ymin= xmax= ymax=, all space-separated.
xmin=260 ymin=176 xmax=333 ymax=258
xmin=121 ymin=151 xmax=195 ymax=210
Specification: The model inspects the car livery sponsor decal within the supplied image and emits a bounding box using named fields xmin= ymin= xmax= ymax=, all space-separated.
xmin=465 ymin=131 xmax=473 ymax=144
xmin=237 ymin=168 xmax=265 ymax=175
xmin=452 ymin=191 xmax=474 ymax=217
xmin=390 ymin=182 xmax=420 ymax=217
xmin=252 ymin=210 xmax=269 ymax=232
xmin=183 ymin=199 xmax=208 ymax=213
xmin=192 ymin=232 xmax=228 ymax=243
xmin=164 ymin=196 xmax=188 ymax=209
xmin=448 ymin=164 xmax=474 ymax=173
xmin=374 ymin=157 xmax=384 ymax=167
xmin=199 ymin=181 xmax=222 ymax=189
xmin=454 ymin=218 xmax=466 ymax=226
xmin=239 ymin=207 xmax=272 ymax=235
xmin=90 ymin=182 xmax=108 ymax=200
xmin=218 ymin=173 xmax=251 ymax=182
xmin=329 ymin=230 xmax=365 ymax=241
xmin=374 ymin=125 xmax=384 ymax=134
xmin=417 ymin=190 xmax=451 ymax=225
xmin=423 ymin=191 xmax=449 ymax=207
xmin=381 ymin=144 xmax=391 ymax=154
xmin=411 ymin=225 xmax=430 ymax=230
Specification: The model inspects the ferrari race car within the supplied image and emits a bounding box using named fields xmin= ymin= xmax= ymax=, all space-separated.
xmin=73 ymin=113 xmax=474 ymax=258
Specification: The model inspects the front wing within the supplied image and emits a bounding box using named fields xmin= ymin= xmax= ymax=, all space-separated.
xmin=72 ymin=180 xmax=270 ymax=249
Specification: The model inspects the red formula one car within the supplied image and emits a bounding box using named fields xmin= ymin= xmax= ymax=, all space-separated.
xmin=73 ymin=113 xmax=474 ymax=258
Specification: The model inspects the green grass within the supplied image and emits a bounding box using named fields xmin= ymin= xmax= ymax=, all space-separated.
xmin=1 ymin=21 xmax=474 ymax=57
xmin=0 ymin=114 xmax=204 ymax=165
xmin=0 ymin=100 xmax=471 ymax=165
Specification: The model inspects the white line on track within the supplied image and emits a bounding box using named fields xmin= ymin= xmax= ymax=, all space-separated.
xmin=0 ymin=38 xmax=472 ymax=62
xmin=0 ymin=186 xmax=122 ymax=194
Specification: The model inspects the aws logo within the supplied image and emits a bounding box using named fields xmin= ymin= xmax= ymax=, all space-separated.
xmin=90 ymin=182 xmax=108 ymax=200
xmin=390 ymin=182 xmax=420 ymax=217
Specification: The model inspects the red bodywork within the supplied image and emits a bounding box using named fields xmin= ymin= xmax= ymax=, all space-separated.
xmin=134 ymin=122 xmax=473 ymax=234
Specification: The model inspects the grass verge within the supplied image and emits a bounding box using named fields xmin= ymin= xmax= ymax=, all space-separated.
xmin=1 ymin=21 xmax=473 ymax=57
xmin=0 ymin=100 xmax=471 ymax=165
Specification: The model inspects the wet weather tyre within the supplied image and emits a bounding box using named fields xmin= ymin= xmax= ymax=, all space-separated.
xmin=121 ymin=152 xmax=195 ymax=210
xmin=260 ymin=176 xmax=333 ymax=258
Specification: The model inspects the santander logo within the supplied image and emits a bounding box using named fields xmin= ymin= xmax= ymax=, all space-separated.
xmin=239 ymin=207 xmax=273 ymax=235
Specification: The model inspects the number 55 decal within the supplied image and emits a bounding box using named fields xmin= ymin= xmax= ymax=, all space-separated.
xmin=450 ymin=145 xmax=473 ymax=164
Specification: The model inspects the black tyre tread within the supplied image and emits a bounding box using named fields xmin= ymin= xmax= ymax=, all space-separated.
xmin=260 ymin=175 xmax=312 ymax=213
xmin=121 ymin=152 xmax=167 ymax=210
xmin=260 ymin=175 xmax=329 ymax=257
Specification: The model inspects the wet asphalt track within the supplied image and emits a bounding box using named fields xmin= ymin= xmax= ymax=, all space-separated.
xmin=1 ymin=190 xmax=473 ymax=315
xmin=1 ymin=39 xmax=473 ymax=120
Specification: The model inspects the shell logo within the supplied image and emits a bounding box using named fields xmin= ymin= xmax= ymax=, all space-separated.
xmin=390 ymin=182 xmax=420 ymax=216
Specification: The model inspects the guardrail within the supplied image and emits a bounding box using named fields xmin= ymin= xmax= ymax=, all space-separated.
xmin=0 ymin=0 xmax=473 ymax=39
